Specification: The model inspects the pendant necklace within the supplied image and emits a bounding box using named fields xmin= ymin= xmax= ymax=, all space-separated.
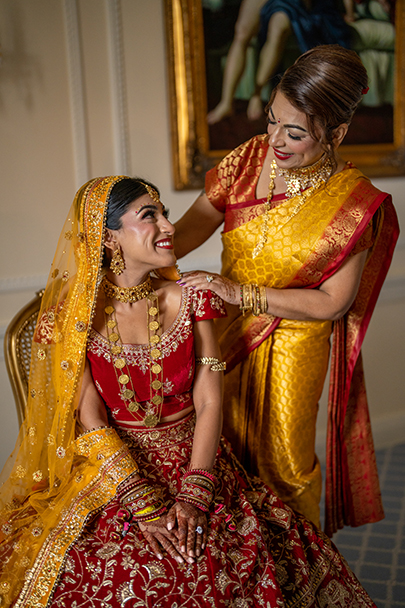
xmin=101 ymin=275 xmax=164 ymax=428
xmin=252 ymin=153 xmax=332 ymax=259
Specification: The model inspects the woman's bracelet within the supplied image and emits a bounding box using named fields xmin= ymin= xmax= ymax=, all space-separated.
xmin=240 ymin=284 xmax=268 ymax=316
xmin=176 ymin=468 xmax=216 ymax=512
xmin=195 ymin=357 xmax=226 ymax=372
xmin=118 ymin=478 xmax=167 ymax=523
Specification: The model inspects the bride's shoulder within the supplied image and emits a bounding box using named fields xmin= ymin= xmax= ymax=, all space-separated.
xmin=153 ymin=278 xmax=183 ymax=310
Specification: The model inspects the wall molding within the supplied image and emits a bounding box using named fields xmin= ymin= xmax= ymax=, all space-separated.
xmin=63 ymin=0 xmax=90 ymax=189
xmin=105 ymin=0 xmax=130 ymax=174
xmin=0 ymin=275 xmax=48 ymax=294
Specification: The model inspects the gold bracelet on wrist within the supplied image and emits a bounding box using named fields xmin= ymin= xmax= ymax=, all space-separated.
xmin=240 ymin=283 xmax=267 ymax=316
xmin=195 ymin=357 xmax=226 ymax=371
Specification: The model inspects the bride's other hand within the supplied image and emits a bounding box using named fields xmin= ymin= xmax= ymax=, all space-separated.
xmin=139 ymin=514 xmax=189 ymax=564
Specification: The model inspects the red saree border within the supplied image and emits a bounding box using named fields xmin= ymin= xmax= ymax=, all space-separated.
xmin=324 ymin=197 xmax=399 ymax=536
xmin=223 ymin=315 xmax=281 ymax=373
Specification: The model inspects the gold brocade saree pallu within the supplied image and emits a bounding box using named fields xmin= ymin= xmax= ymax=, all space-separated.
xmin=216 ymin=166 xmax=399 ymax=535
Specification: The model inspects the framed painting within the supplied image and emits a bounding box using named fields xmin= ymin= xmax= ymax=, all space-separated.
xmin=164 ymin=0 xmax=405 ymax=190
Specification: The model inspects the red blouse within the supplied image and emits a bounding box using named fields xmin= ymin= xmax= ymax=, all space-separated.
xmin=86 ymin=288 xmax=226 ymax=425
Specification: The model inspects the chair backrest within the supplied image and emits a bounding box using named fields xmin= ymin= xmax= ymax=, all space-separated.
xmin=4 ymin=290 xmax=44 ymax=426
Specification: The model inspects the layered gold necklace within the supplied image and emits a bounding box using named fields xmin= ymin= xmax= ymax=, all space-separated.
xmin=252 ymin=154 xmax=332 ymax=259
xmin=101 ymin=275 xmax=164 ymax=427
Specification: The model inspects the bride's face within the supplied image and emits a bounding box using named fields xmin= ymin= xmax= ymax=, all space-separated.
xmin=110 ymin=194 xmax=176 ymax=272
xmin=267 ymin=92 xmax=325 ymax=169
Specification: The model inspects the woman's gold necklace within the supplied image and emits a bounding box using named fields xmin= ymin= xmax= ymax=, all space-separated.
xmin=252 ymin=154 xmax=332 ymax=259
xmin=101 ymin=276 xmax=164 ymax=427
xmin=102 ymin=274 xmax=152 ymax=303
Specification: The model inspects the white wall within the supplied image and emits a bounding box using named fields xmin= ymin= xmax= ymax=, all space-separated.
xmin=0 ymin=0 xmax=404 ymax=471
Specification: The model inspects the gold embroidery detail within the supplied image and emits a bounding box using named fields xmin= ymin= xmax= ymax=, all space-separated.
xmin=37 ymin=349 xmax=46 ymax=361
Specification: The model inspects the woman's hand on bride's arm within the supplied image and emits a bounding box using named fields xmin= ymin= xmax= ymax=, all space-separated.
xmin=177 ymin=272 xmax=239 ymax=306
xmin=139 ymin=514 xmax=193 ymax=564
xmin=166 ymin=501 xmax=208 ymax=560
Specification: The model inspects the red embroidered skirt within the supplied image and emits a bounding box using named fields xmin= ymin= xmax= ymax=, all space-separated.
xmin=51 ymin=414 xmax=375 ymax=607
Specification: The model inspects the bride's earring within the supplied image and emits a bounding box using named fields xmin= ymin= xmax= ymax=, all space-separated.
xmin=110 ymin=247 xmax=125 ymax=275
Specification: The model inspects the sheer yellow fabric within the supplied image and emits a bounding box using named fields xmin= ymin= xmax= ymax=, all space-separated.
xmin=216 ymin=167 xmax=373 ymax=525
xmin=0 ymin=176 xmax=141 ymax=607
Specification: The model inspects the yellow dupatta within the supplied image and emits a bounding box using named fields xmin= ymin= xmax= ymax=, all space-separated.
xmin=0 ymin=177 xmax=141 ymax=607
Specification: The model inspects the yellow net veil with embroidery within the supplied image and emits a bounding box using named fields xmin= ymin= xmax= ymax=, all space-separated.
xmin=0 ymin=176 xmax=131 ymax=605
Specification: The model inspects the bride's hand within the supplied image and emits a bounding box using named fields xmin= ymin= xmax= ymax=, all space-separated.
xmin=166 ymin=501 xmax=208 ymax=559
xmin=139 ymin=514 xmax=191 ymax=564
xmin=177 ymin=271 xmax=239 ymax=306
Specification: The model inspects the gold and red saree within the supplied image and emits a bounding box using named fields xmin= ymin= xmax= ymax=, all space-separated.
xmin=206 ymin=135 xmax=399 ymax=535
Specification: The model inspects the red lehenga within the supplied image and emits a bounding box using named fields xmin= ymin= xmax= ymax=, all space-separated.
xmin=48 ymin=287 xmax=376 ymax=608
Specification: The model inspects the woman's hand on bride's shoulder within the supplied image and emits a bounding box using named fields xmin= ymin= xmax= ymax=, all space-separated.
xmin=177 ymin=271 xmax=239 ymax=306
xmin=166 ymin=501 xmax=208 ymax=560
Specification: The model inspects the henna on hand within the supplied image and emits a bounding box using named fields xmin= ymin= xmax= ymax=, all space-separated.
xmin=139 ymin=514 xmax=189 ymax=564
xmin=166 ymin=501 xmax=208 ymax=558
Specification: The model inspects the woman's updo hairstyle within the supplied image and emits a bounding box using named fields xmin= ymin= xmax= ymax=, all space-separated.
xmin=106 ymin=177 xmax=160 ymax=230
xmin=267 ymin=45 xmax=368 ymax=172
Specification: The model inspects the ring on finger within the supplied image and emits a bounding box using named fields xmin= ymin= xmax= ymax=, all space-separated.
xmin=206 ymin=275 xmax=214 ymax=283
xmin=196 ymin=525 xmax=203 ymax=534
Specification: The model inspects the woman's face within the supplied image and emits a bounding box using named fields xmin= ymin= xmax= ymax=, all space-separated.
xmin=267 ymin=92 xmax=325 ymax=169
xmin=109 ymin=194 xmax=176 ymax=272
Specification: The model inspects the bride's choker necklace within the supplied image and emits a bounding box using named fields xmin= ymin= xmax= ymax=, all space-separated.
xmin=101 ymin=274 xmax=153 ymax=303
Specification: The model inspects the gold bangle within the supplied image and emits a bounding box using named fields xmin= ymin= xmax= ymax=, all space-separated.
xmin=195 ymin=357 xmax=226 ymax=371
xmin=253 ymin=284 xmax=261 ymax=316
xmin=260 ymin=286 xmax=268 ymax=314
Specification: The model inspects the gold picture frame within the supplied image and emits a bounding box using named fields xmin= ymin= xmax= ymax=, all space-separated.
xmin=164 ymin=0 xmax=405 ymax=190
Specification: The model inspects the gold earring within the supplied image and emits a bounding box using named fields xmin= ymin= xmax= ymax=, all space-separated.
xmin=110 ymin=247 xmax=125 ymax=275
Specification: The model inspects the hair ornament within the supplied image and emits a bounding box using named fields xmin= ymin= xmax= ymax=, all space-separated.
xmin=361 ymin=86 xmax=369 ymax=95
xmin=139 ymin=181 xmax=160 ymax=205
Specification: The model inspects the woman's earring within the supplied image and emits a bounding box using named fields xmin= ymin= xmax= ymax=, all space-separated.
xmin=110 ymin=247 xmax=125 ymax=275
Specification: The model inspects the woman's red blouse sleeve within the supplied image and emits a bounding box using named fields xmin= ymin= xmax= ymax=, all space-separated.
xmin=190 ymin=289 xmax=227 ymax=321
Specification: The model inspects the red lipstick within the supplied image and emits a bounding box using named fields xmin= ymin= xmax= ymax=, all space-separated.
xmin=273 ymin=148 xmax=293 ymax=161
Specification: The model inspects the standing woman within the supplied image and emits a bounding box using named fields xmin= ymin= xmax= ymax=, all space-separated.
xmin=175 ymin=45 xmax=399 ymax=534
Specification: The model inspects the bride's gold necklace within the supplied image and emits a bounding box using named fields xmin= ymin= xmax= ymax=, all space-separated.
xmin=252 ymin=153 xmax=332 ymax=259
xmin=102 ymin=274 xmax=153 ymax=303
xmin=101 ymin=276 xmax=164 ymax=428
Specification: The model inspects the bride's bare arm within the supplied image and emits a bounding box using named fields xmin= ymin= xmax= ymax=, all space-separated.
xmin=166 ymin=318 xmax=224 ymax=559
xmin=76 ymin=360 xmax=109 ymax=431
xmin=77 ymin=361 xmax=187 ymax=562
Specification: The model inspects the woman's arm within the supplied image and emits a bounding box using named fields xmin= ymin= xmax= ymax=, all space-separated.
xmin=166 ymin=318 xmax=224 ymax=559
xmin=189 ymin=318 xmax=224 ymax=469
xmin=76 ymin=360 xmax=109 ymax=431
xmin=77 ymin=360 xmax=187 ymax=563
xmin=174 ymin=192 xmax=224 ymax=260
xmin=178 ymin=249 xmax=369 ymax=321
